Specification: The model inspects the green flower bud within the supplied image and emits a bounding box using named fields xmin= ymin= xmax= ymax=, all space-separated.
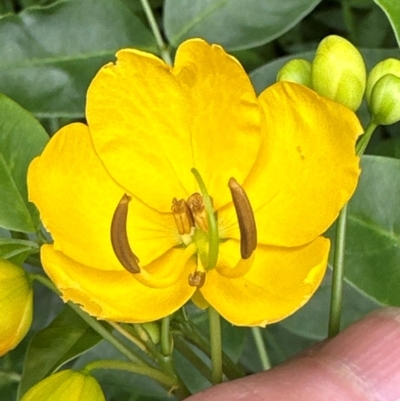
xmin=0 ymin=259 xmax=33 ymax=356
xmin=365 ymin=58 xmax=400 ymax=105
xmin=369 ymin=74 xmax=400 ymax=125
xmin=311 ymin=35 xmax=366 ymax=111
xmin=142 ymin=322 xmax=161 ymax=344
xmin=21 ymin=370 xmax=105 ymax=401
xmin=277 ymin=59 xmax=312 ymax=87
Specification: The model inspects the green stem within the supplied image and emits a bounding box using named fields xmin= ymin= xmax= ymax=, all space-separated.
xmin=208 ymin=307 xmax=222 ymax=385
xmin=82 ymin=359 xmax=177 ymax=391
xmin=356 ymin=121 xmax=378 ymax=156
xmin=139 ymin=0 xmax=172 ymax=65
xmin=328 ymin=121 xmax=378 ymax=338
xmin=328 ymin=203 xmax=348 ymax=338
xmin=108 ymin=321 xmax=147 ymax=353
xmin=161 ymin=316 xmax=172 ymax=356
xmin=177 ymin=320 xmax=244 ymax=380
xmin=173 ymin=336 xmax=213 ymax=383
xmin=30 ymin=274 xmax=147 ymax=364
xmin=251 ymin=327 xmax=271 ymax=370
xmin=191 ymin=168 xmax=219 ymax=269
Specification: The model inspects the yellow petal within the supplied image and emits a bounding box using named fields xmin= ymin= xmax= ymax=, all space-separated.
xmin=28 ymin=123 xmax=179 ymax=270
xmin=86 ymin=39 xmax=261 ymax=212
xmin=220 ymin=82 xmax=361 ymax=247
xmin=200 ymin=237 xmax=330 ymax=326
xmin=41 ymin=245 xmax=196 ymax=322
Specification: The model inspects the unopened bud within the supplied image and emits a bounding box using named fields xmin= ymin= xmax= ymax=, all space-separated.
xmin=366 ymin=58 xmax=400 ymax=104
xmin=277 ymin=59 xmax=312 ymax=87
xmin=21 ymin=370 xmax=105 ymax=401
xmin=142 ymin=322 xmax=161 ymax=345
xmin=0 ymin=259 xmax=33 ymax=356
xmin=369 ymin=74 xmax=400 ymax=125
xmin=311 ymin=35 xmax=366 ymax=111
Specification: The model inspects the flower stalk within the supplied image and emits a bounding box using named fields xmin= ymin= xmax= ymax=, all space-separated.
xmin=139 ymin=0 xmax=172 ymax=65
xmin=208 ymin=307 xmax=223 ymax=385
xmin=251 ymin=327 xmax=271 ymax=370
xmin=328 ymin=120 xmax=378 ymax=337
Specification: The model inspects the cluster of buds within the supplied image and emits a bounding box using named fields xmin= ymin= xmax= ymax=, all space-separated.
xmin=277 ymin=35 xmax=400 ymax=125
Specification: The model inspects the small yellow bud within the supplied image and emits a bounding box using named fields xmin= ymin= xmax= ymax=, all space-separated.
xmin=311 ymin=35 xmax=366 ymax=111
xmin=0 ymin=259 xmax=33 ymax=356
xmin=369 ymin=74 xmax=400 ymax=125
xmin=276 ymin=59 xmax=312 ymax=87
xmin=365 ymin=58 xmax=400 ymax=104
xmin=21 ymin=370 xmax=105 ymax=401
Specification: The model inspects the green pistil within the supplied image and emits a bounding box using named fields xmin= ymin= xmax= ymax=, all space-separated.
xmin=191 ymin=168 xmax=219 ymax=270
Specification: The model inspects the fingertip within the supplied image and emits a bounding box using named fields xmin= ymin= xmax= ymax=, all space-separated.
xmin=186 ymin=307 xmax=400 ymax=401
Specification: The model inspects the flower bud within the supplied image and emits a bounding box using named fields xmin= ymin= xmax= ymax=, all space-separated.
xmin=142 ymin=322 xmax=160 ymax=344
xmin=311 ymin=35 xmax=366 ymax=111
xmin=0 ymin=259 xmax=33 ymax=356
xmin=21 ymin=370 xmax=105 ymax=401
xmin=277 ymin=59 xmax=312 ymax=87
xmin=365 ymin=58 xmax=400 ymax=104
xmin=369 ymin=74 xmax=400 ymax=125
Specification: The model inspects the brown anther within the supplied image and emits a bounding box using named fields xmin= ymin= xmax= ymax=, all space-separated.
xmin=188 ymin=271 xmax=206 ymax=288
xmin=228 ymin=178 xmax=257 ymax=259
xmin=171 ymin=198 xmax=194 ymax=235
xmin=187 ymin=193 xmax=208 ymax=232
xmin=111 ymin=194 xmax=141 ymax=274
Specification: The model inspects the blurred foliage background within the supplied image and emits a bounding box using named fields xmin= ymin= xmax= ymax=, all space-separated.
xmin=0 ymin=0 xmax=400 ymax=400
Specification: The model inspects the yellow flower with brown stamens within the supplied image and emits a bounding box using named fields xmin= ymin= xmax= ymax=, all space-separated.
xmin=27 ymin=39 xmax=361 ymax=326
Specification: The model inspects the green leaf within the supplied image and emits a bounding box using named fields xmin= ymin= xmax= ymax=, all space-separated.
xmin=370 ymin=135 xmax=400 ymax=158
xmin=18 ymin=306 xmax=103 ymax=399
xmin=340 ymin=155 xmax=400 ymax=306
xmin=0 ymin=94 xmax=48 ymax=233
xmin=163 ymin=0 xmax=322 ymax=51
xmin=0 ymin=238 xmax=38 ymax=260
xmin=374 ymin=0 xmax=400 ymax=47
xmin=279 ymin=269 xmax=381 ymax=340
xmin=0 ymin=0 xmax=156 ymax=119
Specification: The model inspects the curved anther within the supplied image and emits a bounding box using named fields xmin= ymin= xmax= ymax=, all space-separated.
xmin=111 ymin=194 xmax=141 ymax=274
xmin=228 ymin=178 xmax=257 ymax=259
xmin=188 ymin=271 xmax=206 ymax=288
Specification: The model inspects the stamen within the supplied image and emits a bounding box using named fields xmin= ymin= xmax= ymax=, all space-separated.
xmin=191 ymin=168 xmax=219 ymax=270
xmin=111 ymin=194 xmax=141 ymax=274
xmin=187 ymin=193 xmax=208 ymax=232
xmin=171 ymin=198 xmax=194 ymax=235
xmin=188 ymin=271 xmax=206 ymax=288
xmin=228 ymin=178 xmax=257 ymax=259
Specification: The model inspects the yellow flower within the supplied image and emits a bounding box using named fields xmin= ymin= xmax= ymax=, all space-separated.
xmin=28 ymin=39 xmax=361 ymax=326
xmin=0 ymin=259 xmax=33 ymax=356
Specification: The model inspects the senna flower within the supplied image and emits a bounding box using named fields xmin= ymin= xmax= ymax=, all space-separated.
xmin=28 ymin=39 xmax=361 ymax=326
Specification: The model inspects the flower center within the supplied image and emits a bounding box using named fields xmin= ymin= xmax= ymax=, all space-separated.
xmin=110 ymin=172 xmax=257 ymax=290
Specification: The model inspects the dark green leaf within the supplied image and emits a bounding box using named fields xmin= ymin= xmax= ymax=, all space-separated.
xmin=280 ymin=269 xmax=381 ymax=340
xmin=0 ymin=94 xmax=48 ymax=232
xmin=374 ymin=0 xmax=400 ymax=47
xmin=0 ymin=0 xmax=156 ymax=118
xmin=339 ymin=156 xmax=400 ymax=305
xmin=164 ymin=0 xmax=322 ymax=50
xmin=18 ymin=306 xmax=103 ymax=399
